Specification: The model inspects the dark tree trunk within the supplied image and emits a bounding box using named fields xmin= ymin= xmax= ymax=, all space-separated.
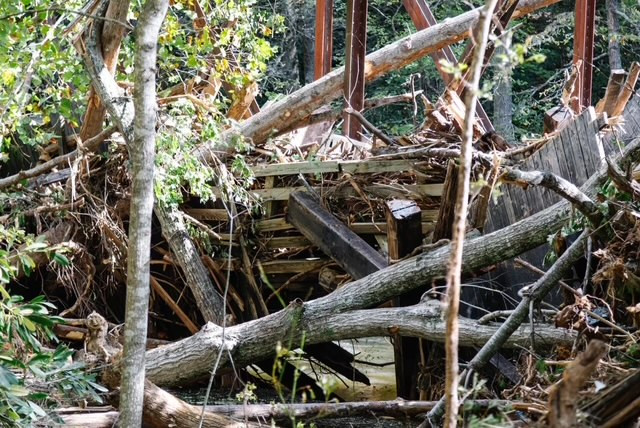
xmin=606 ymin=0 xmax=622 ymax=70
xmin=493 ymin=32 xmax=516 ymax=142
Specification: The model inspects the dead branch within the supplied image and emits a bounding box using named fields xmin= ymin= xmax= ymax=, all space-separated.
xmin=501 ymin=167 xmax=602 ymax=225
xmin=203 ymin=399 xmax=535 ymax=421
xmin=442 ymin=0 xmax=500 ymax=425
xmin=372 ymin=145 xmax=500 ymax=165
xmin=344 ymin=107 xmax=398 ymax=146
xmin=0 ymin=127 xmax=115 ymax=190
xmin=547 ymin=340 xmax=607 ymax=428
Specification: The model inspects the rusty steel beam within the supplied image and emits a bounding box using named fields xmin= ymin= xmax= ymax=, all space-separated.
xmin=403 ymin=0 xmax=494 ymax=133
xmin=572 ymin=0 xmax=596 ymax=112
xmin=315 ymin=0 xmax=334 ymax=80
xmin=343 ymin=0 xmax=368 ymax=140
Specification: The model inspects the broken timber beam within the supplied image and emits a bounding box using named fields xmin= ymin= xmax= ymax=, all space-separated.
xmin=386 ymin=199 xmax=424 ymax=399
xmin=288 ymin=192 xmax=387 ymax=279
xmin=432 ymin=160 xmax=459 ymax=242
xmin=595 ymin=69 xmax=626 ymax=115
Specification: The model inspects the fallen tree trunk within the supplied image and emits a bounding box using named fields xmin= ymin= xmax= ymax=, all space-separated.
xmin=203 ymin=399 xmax=529 ymax=421
xmin=145 ymin=299 xmax=576 ymax=386
xmin=145 ymin=134 xmax=640 ymax=386
xmin=140 ymin=380 xmax=257 ymax=428
xmin=191 ymin=0 xmax=560 ymax=156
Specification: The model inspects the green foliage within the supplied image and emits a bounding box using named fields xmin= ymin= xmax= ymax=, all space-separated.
xmin=154 ymin=99 xmax=256 ymax=210
xmin=154 ymin=0 xmax=283 ymax=94
xmin=0 ymin=1 xmax=89 ymax=160
xmin=0 ymin=225 xmax=102 ymax=426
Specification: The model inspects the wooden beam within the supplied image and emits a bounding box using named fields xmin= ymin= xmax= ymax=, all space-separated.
xmin=288 ymin=191 xmax=387 ymax=279
xmin=386 ymin=200 xmax=424 ymax=400
xmin=251 ymin=158 xmax=427 ymax=177
xmin=315 ymin=0 xmax=334 ymax=79
xmin=572 ymin=0 xmax=596 ymax=112
xmin=432 ymin=160 xmax=459 ymax=241
xmin=611 ymin=62 xmax=640 ymax=117
xmin=343 ymin=0 xmax=368 ymax=140
xmin=403 ymin=0 xmax=494 ymax=132
xmin=595 ymin=69 xmax=627 ymax=115
xmin=254 ymin=217 xmax=437 ymax=234
xmin=213 ymin=183 xmax=445 ymax=202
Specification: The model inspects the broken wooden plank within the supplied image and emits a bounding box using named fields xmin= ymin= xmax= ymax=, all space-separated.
xmin=251 ymin=158 xmax=426 ymax=177
xmin=595 ymin=69 xmax=626 ymax=115
xmin=230 ymin=183 xmax=445 ymax=201
xmin=611 ymin=62 xmax=640 ymax=118
xmin=254 ymin=217 xmax=437 ymax=234
xmin=259 ymin=259 xmax=329 ymax=274
xmin=264 ymin=236 xmax=312 ymax=249
xmin=288 ymin=191 xmax=387 ymax=279
xmin=183 ymin=208 xmax=228 ymax=221
xmin=432 ymin=160 xmax=459 ymax=241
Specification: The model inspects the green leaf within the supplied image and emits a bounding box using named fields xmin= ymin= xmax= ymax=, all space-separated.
xmin=52 ymin=252 xmax=70 ymax=267
xmin=87 ymin=381 xmax=109 ymax=393
xmin=22 ymin=318 xmax=36 ymax=332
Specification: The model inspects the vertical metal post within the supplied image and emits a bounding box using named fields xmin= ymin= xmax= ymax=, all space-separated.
xmin=343 ymin=0 xmax=368 ymax=140
xmin=314 ymin=0 xmax=334 ymax=80
xmin=572 ymin=0 xmax=596 ymax=112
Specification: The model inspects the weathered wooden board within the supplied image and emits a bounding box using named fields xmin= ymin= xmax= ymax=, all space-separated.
xmin=251 ymin=158 xmax=429 ymax=177
xmin=214 ymin=183 xmax=444 ymax=202
xmin=288 ymin=191 xmax=388 ymax=279
xmin=486 ymin=95 xmax=640 ymax=288
xmin=254 ymin=218 xmax=436 ymax=234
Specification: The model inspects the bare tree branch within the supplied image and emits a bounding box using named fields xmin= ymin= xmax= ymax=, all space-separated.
xmin=443 ymin=0 xmax=499 ymax=426
xmin=501 ymin=167 xmax=602 ymax=225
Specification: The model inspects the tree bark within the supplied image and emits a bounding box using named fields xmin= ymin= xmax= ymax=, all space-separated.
xmin=493 ymin=32 xmax=515 ymax=142
xmin=443 ymin=1 xmax=498 ymax=425
xmin=606 ymin=0 xmax=622 ymax=71
xmin=191 ymin=0 xmax=560 ymax=159
xmin=144 ymin=299 xmax=576 ymax=387
xmin=79 ymin=0 xmax=131 ymax=141
xmin=118 ymin=0 xmax=168 ymax=426
xmin=155 ymin=204 xmax=225 ymax=324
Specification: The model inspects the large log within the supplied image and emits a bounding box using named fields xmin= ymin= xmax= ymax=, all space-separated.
xmin=145 ymin=134 xmax=640 ymax=386
xmin=191 ymin=0 xmax=559 ymax=158
xmin=145 ymin=299 xmax=575 ymax=386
